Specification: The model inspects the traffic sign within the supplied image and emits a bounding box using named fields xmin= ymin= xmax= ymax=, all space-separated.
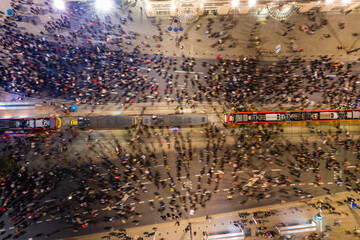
xmin=352 ymin=202 xmax=357 ymax=210
xmin=314 ymin=215 xmax=322 ymax=221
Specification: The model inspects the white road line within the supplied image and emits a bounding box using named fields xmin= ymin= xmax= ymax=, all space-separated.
xmin=130 ymin=203 xmax=135 ymax=205
xmin=299 ymin=183 xmax=305 ymax=185
xmin=272 ymin=184 xmax=277 ymax=187
xmin=9 ymin=227 xmax=14 ymax=230
xmin=236 ymin=170 xmax=243 ymax=173
xmin=205 ymin=191 xmax=211 ymax=193
xmin=161 ymin=179 xmax=168 ymax=181
xmin=102 ymin=208 xmax=107 ymax=211
xmin=0 ymin=229 xmax=5 ymax=232
xmin=46 ymin=219 xmax=52 ymax=222
xmin=37 ymin=221 xmax=42 ymax=224
xmin=142 ymin=181 xmax=152 ymax=185
xmin=65 ymin=215 xmax=70 ymax=217
xmin=148 ymin=199 xmax=154 ymax=202
xmin=290 ymin=184 xmax=296 ymax=186
xmin=83 ymin=212 xmax=88 ymax=214
xmin=139 ymin=201 xmax=145 ymax=204
xmin=55 ymin=217 xmax=61 ymax=220
xmin=167 ymin=196 xmax=172 ymax=199
xmin=180 ymin=176 xmax=186 ymax=179
xmin=252 ymin=170 xmax=260 ymax=172
xmin=195 ymin=174 xmax=201 ymax=177
xmin=158 ymin=198 xmax=163 ymax=200
xmin=347 ymin=166 xmax=356 ymax=168
xmin=308 ymin=183 xmax=314 ymax=185
xmin=223 ymin=189 xmax=229 ymax=191
xmin=281 ymin=184 xmax=286 ymax=187
xmin=45 ymin=199 xmax=55 ymax=203
xmin=271 ymin=169 xmax=281 ymax=172
xmin=327 ymin=182 xmax=333 ymax=184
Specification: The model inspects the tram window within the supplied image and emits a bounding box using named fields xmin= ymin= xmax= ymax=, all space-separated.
xmin=229 ymin=115 xmax=235 ymax=122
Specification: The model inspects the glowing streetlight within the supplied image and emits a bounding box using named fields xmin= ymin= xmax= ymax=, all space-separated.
xmin=53 ymin=0 xmax=65 ymax=10
xmin=232 ymin=0 xmax=239 ymax=7
xmin=249 ymin=0 xmax=256 ymax=7
xmin=96 ymin=0 xmax=112 ymax=11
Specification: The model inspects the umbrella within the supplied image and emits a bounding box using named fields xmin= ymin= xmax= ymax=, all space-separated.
xmin=5 ymin=8 xmax=14 ymax=17
xmin=71 ymin=105 xmax=77 ymax=111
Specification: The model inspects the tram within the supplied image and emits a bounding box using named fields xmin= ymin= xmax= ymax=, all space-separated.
xmin=70 ymin=116 xmax=137 ymax=129
xmin=0 ymin=117 xmax=61 ymax=130
xmin=222 ymin=109 xmax=360 ymax=124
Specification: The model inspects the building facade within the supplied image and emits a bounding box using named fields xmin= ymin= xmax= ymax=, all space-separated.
xmin=142 ymin=0 xmax=360 ymax=22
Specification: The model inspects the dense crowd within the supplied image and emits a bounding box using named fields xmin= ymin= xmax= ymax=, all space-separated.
xmin=0 ymin=0 xmax=360 ymax=239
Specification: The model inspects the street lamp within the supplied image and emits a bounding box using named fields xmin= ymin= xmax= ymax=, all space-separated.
xmin=153 ymin=227 xmax=157 ymax=240
xmin=53 ymin=0 xmax=65 ymax=10
xmin=185 ymin=223 xmax=193 ymax=240
xmin=168 ymin=17 xmax=184 ymax=47
xmin=96 ymin=0 xmax=112 ymax=11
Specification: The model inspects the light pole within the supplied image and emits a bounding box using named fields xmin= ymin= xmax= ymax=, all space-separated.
xmin=314 ymin=210 xmax=323 ymax=238
xmin=185 ymin=223 xmax=193 ymax=240
xmin=168 ymin=17 xmax=183 ymax=47
xmin=153 ymin=227 xmax=158 ymax=240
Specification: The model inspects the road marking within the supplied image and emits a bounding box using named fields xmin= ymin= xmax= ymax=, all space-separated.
xmin=55 ymin=217 xmax=61 ymax=220
xmin=271 ymin=169 xmax=281 ymax=172
xmin=139 ymin=201 xmax=145 ymax=204
xmin=102 ymin=208 xmax=107 ymax=211
xmin=167 ymin=196 xmax=172 ymax=199
xmin=130 ymin=203 xmax=135 ymax=205
xmin=0 ymin=229 xmax=5 ymax=232
xmin=327 ymin=182 xmax=333 ymax=184
xmin=148 ymin=199 xmax=154 ymax=202
xmin=83 ymin=212 xmax=88 ymax=214
xmin=9 ymin=227 xmax=14 ymax=230
xmin=281 ymin=184 xmax=286 ymax=187
xmin=223 ymin=189 xmax=229 ymax=191
xmin=205 ymin=191 xmax=211 ymax=193
xmin=180 ymin=176 xmax=186 ymax=179
xmin=299 ymin=183 xmax=305 ymax=185
xmin=195 ymin=174 xmax=201 ymax=177
xmin=37 ymin=221 xmax=42 ymax=224
xmin=308 ymin=183 xmax=314 ymax=185
xmin=236 ymin=170 xmax=243 ymax=173
xmin=45 ymin=199 xmax=55 ymax=203
xmin=252 ymin=170 xmax=260 ymax=172
xmin=347 ymin=166 xmax=356 ymax=168
xmin=46 ymin=219 xmax=52 ymax=222
xmin=290 ymin=184 xmax=296 ymax=186
xmin=272 ymin=184 xmax=277 ymax=187
xmin=65 ymin=215 xmax=70 ymax=217
xmin=142 ymin=181 xmax=152 ymax=185
xmin=158 ymin=198 xmax=163 ymax=200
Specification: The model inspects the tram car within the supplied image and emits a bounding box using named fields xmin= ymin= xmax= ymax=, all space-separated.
xmin=142 ymin=114 xmax=208 ymax=127
xmin=222 ymin=109 xmax=360 ymax=124
xmin=70 ymin=116 xmax=137 ymax=129
xmin=0 ymin=117 xmax=61 ymax=131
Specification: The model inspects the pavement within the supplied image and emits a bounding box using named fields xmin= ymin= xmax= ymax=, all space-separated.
xmin=1 ymin=0 xmax=360 ymax=61
xmin=1 ymin=1 xmax=360 ymax=240
xmin=66 ymin=191 xmax=360 ymax=240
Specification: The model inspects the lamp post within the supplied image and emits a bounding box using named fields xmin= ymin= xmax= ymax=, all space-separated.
xmin=185 ymin=223 xmax=193 ymax=240
xmin=153 ymin=227 xmax=158 ymax=240
xmin=168 ymin=17 xmax=183 ymax=47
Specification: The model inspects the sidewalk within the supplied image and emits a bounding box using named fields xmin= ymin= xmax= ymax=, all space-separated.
xmin=2 ymin=0 xmax=360 ymax=60
xmin=66 ymin=191 xmax=360 ymax=240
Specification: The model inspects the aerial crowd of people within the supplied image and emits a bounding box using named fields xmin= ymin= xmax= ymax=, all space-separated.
xmin=0 ymin=0 xmax=360 ymax=239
